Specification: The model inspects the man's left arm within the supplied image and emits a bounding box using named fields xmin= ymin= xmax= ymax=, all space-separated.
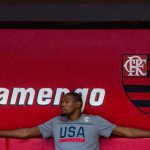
xmin=112 ymin=126 xmax=150 ymax=138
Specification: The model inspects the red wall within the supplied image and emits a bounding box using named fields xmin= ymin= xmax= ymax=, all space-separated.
xmin=0 ymin=29 xmax=149 ymax=131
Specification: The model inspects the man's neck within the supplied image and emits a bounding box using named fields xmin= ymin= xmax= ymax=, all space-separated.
xmin=67 ymin=112 xmax=82 ymax=121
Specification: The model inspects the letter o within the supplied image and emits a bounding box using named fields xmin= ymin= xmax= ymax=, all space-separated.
xmin=89 ymin=88 xmax=105 ymax=106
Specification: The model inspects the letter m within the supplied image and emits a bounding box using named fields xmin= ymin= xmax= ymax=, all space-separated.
xmin=10 ymin=88 xmax=35 ymax=105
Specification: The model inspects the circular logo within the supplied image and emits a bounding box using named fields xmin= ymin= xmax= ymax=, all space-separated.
xmin=84 ymin=117 xmax=90 ymax=123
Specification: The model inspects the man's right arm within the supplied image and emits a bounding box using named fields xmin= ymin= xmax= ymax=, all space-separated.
xmin=0 ymin=127 xmax=42 ymax=139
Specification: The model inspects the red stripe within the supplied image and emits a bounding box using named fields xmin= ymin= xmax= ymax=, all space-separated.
xmin=128 ymin=93 xmax=150 ymax=100
xmin=59 ymin=138 xmax=86 ymax=143
xmin=6 ymin=138 xmax=9 ymax=150
xmin=123 ymin=78 xmax=150 ymax=85
xmin=139 ymin=107 xmax=150 ymax=114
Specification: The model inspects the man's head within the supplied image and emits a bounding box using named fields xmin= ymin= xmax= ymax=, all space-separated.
xmin=61 ymin=92 xmax=83 ymax=116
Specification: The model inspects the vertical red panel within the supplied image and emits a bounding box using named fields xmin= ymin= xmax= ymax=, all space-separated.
xmin=101 ymin=138 xmax=150 ymax=150
xmin=8 ymin=138 xmax=55 ymax=150
xmin=0 ymin=138 xmax=7 ymax=150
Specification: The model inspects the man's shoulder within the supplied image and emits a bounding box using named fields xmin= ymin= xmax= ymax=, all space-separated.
xmin=43 ymin=115 xmax=62 ymax=124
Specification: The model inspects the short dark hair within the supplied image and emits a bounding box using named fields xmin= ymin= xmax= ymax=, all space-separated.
xmin=65 ymin=92 xmax=83 ymax=108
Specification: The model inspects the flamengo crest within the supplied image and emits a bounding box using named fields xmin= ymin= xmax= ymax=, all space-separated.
xmin=122 ymin=54 xmax=150 ymax=114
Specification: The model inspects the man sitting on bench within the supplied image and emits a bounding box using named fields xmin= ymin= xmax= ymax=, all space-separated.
xmin=0 ymin=92 xmax=150 ymax=150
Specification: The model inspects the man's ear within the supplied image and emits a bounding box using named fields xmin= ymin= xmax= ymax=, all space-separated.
xmin=76 ymin=101 xmax=81 ymax=108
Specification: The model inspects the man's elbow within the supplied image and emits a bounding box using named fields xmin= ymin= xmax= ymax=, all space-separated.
xmin=14 ymin=127 xmax=41 ymax=139
xmin=122 ymin=129 xmax=135 ymax=138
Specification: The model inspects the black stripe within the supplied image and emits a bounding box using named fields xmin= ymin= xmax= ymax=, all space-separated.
xmin=132 ymin=100 xmax=150 ymax=107
xmin=148 ymin=54 xmax=150 ymax=62
xmin=124 ymin=85 xmax=150 ymax=92
xmin=0 ymin=21 xmax=150 ymax=29
xmin=148 ymin=70 xmax=150 ymax=77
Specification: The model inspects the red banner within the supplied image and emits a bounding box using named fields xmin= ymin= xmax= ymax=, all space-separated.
xmin=0 ymin=29 xmax=149 ymax=130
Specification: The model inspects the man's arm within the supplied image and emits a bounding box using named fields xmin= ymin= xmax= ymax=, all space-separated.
xmin=0 ymin=127 xmax=42 ymax=139
xmin=112 ymin=126 xmax=150 ymax=138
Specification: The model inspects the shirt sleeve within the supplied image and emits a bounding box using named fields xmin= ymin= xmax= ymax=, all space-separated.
xmin=38 ymin=118 xmax=55 ymax=139
xmin=96 ymin=116 xmax=116 ymax=138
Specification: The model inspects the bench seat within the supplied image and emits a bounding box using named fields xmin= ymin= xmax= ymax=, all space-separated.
xmin=0 ymin=138 xmax=149 ymax=150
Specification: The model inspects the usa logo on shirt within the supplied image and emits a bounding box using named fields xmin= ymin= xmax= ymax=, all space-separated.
xmin=122 ymin=54 xmax=150 ymax=114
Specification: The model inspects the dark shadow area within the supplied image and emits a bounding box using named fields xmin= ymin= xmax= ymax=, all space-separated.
xmin=0 ymin=0 xmax=150 ymax=4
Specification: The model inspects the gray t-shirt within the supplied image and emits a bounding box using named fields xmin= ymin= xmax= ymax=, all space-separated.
xmin=38 ymin=114 xmax=116 ymax=150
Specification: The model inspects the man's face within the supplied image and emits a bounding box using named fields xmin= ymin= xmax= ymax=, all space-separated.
xmin=61 ymin=95 xmax=77 ymax=116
